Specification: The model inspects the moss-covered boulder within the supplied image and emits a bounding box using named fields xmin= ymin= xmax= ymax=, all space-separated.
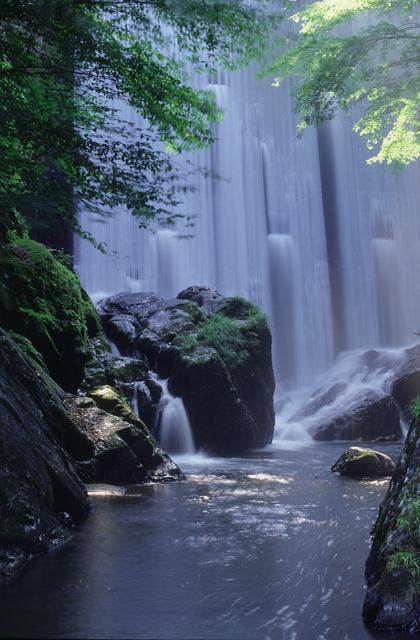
xmin=0 ymin=329 xmax=90 ymax=582
xmin=87 ymin=385 xmax=148 ymax=431
xmin=98 ymin=287 xmax=275 ymax=455
xmin=363 ymin=420 xmax=420 ymax=634
xmin=331 ymin=447 xmax=396 ymax=478
xmin=65 ymin=394 xmax=182 ymax=484
xmin=0 ymin=236 xmax=100 ymax=391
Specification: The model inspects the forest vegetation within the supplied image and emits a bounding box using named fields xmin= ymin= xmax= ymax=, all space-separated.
xmin=0 ymin=0 xmax=418 ymax=248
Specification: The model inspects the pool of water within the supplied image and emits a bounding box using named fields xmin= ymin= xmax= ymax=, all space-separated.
xmin=0 ymin=442 xmax=408 ymax=640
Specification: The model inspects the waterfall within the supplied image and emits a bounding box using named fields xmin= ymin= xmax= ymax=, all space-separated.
xmin=75 ymin=59 xmax=420 ymax=395
xmin=155 ymin=378 xmax=195 ymax=455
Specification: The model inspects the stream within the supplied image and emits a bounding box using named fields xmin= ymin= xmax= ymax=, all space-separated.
xmin=0 ymin=441 xmax=409 ymax=640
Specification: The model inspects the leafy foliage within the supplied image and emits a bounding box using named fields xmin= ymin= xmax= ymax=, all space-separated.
xmin=0 ymin=0 xmax=278 ymax=244
xmin=387 ymin=548 xmax=420 ymax=593
xmin=268 ymin=0 xmax=420 ymax=167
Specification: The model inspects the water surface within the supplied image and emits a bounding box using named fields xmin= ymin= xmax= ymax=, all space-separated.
xmin=0 ymin=442 xmax=408 ymax=640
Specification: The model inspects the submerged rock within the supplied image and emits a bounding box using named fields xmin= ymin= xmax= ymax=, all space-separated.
xmin=99 ymin=287 xmax=275 ymax=455
xmin=363 ymin=420 xmax=420 ymax=634
xmin=331 ymin=447 xmax=396 ymax=478
xmin=0 ymin=329 xmax=90 ymax=582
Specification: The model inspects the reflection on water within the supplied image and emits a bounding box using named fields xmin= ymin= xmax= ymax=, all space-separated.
xmin=0 ymin=443 xmax=409 ymax=640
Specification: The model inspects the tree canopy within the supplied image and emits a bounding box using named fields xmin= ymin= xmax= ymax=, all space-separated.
xmin=0 ymin=0 xmax=278 ymax=244
xmin=268 ymin=0 xmax=420 ymax=167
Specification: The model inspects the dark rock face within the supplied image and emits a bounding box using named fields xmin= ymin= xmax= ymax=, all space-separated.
xmin=391 ymin=344 xmax=420 ymax=418
xmin=363 ymin=421 xmax=420 ymax=635
xmin=311 ymin=391 xmax=402 ymax=441
xmin=0 ymin=330 xmax=90 ymax=582
xmin=331 ymin=447 xmax=396 ymax=478
xmin=98 ymin=287 xmax=275 ymax=455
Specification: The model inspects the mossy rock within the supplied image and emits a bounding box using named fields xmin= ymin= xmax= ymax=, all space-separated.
xmin=87 ymin=385 xmax=149 ymax=433
xmin=331 ymin=447 xmax=396 ymax=478
xmin=363 ymin=420 xmax=420 ymax=634
xmin=6 ymin=331 xmax=48 ymax=373
xmin=98 ymin=287 xmax=275 ymax=455
xmin=0 ymin=236 xmax=101 ymax=391
xmin=65 ymin=394 xmax=183 ymax=484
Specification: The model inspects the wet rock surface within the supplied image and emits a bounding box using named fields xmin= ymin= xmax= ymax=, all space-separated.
xmin=0 ymin=330 xmax=90 ymax=582
xmin=311 ymin=390 xmax=401 ymax=441
xmin=363 ymin=420 xmax=420 ymax=635
xmin=98 ymin=287 xmax=275 ymax=455
xmin=331 ymin=446 xmax=396 ymax=478
xmin=65 ymin=394 xmax=182 ymax=484
xmin=285 ymin=346 xmax=420 ymax=442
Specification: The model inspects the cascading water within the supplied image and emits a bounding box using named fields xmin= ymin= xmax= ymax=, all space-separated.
xmin=75 ymin=46 xmax=420 ymax=433
xmin=155 ymin=378 xmax=195 ymax=455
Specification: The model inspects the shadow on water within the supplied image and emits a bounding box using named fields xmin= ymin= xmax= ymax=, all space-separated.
xmin=0 ymin=442 xmax=411 ymax=640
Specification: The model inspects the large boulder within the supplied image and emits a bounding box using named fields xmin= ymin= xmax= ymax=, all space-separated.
xmin=0 ymin=329 xmax=90 ymax=582
xmin=285 ymin=348 xmax=406 ymax=442
xmin=0 ymin=238 xmax=101 ymax=391
xmin=98 ymin=287 xmax=275 ymax=455
xmin=363 ymin=420 xmax=420 ymax=634
xmin=64 ymin=393 xmax=182 ymax=484
xmin=311 ymin=390 xmax=401 ymax=441
xmin=331 ymin=447 xmax=396 ymax=478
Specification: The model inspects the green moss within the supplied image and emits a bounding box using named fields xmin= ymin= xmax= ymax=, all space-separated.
xmin=88 ymin=385 xmax=149 ymax=433
xmin=409 ymin=397 xmax=420 ymax=420
xmin=397 ymin=497 xmax=420 ymax=536
xmin=197 ymin=303 xmax=268 ymax=366
xmin=173 ymin=333 xmax=199 ymax=352
xmin=171 ymin=298 xmax=268 ymax=368
xmin=196 ymin=314 xmax=249 ymax=365
xmin=6 ymin=331 xmax=48 ymax=372
xmin=387 ymin=548 xmax=420 ymax=594
xmin=0 ymin=236 xmax=100 ymax=390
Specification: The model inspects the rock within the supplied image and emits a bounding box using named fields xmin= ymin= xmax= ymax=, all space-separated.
xmin=87 ymin=385 xmax=148 ymax=431
xmin=0 ymin=329 xmax=90 ymax=583
xmin=289 ymin=382 xmax=348 ymax=422
xmin=331 ymin=447 xmax=396 ymax=478
xmin=99 ymin=288 xmax=275 ymax=455
xmin=177 ymin=286 xmax=225 ymax=315
xmin=0 ymin=238 xmax=101 ymax=391
xmin=311 ymin=390 xmax=401 ymax=441
xmin=391 ymin=344 xmax=420 ymax=418
xmin=363 ymin=420 xmax=420 ymax=634
xmin=65 ymin=392 xmax=183 ymax=484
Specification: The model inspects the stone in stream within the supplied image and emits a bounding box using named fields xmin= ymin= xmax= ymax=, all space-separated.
xmin=98 ymin=287 xmax=275 ymax=455
xmin=331 ymin=447 xmax=396 ymax=478
xmin=363 ymin=420 xmax=420 ymax=635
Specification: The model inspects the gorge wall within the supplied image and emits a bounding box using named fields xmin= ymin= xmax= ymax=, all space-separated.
xmin=75 ymin=64 xmax=420 ymax=391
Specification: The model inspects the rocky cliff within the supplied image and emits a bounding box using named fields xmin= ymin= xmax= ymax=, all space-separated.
xmin=363 ymin=419 xmax=420 ymax=635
